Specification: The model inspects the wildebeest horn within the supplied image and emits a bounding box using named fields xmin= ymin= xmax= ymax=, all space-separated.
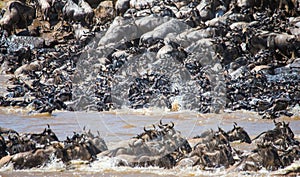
xmin=83 ymin=126 xmax=86 ymax=131
xmin=144 ymin=126 xmax=148 ymax=132
xmin=233 ymin=122 xmax=237 ymax=127
xmin=169 ymin=121 xmax=174 ymax=128
xmin=160 ymin=119 xmax=168 ymax=126
xmin=47 ymin=124 xmax=50 ymax=129
xmin=285 ymin=121 xmax=289 ymax=126
xmin=152 ymin=124 xmax=156 ymax=129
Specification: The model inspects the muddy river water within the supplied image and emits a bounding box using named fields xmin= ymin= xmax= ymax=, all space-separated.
xmin=0 ymin=107 xmax=300 ymax=176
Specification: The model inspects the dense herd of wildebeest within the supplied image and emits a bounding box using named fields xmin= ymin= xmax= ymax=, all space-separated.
xmin=0 ymin=0 xmax=299 ymax=117
xmin=0 ymin=120 xmax=299 ymax=174
xmin=0 ymin=0 xmax=300 ymax=173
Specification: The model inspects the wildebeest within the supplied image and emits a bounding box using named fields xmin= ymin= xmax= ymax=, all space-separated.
xmin=6 ymin=133 xmax=36 ymax=155
xmin=0 ymin=127 xmax=19 ymax=135
xmin=191 ymin=142 xmax=235 ymax=168
xmin=78 ymin=0 xmax=94 ymax=24
xmin=95 ymin=0 xmax=114 ymax=23
xmin=62 ymin=0 xmax=86 ymax=23
xmin=105 ymin=120 xmax=191 ymax=169
xmin=0 ymin=1 xmax=36 ymax=34
xmin=249 ymin=142 xmax=283 ymax=171
xmin=227 ymin=122 xmax=252 ymax=144
xmin=193 ymin=123 xmax=251 ymax=145
xmin=28 ymin=124 xmax=59 ymax=146
xmin=0 ymin=133 xmax=7 ymax=158
xmin=115 ymin=0 xmax=130 ymax=16
xmin=36 ymin=0 xmax=52 ymax=20
xmin=252 ymin=120 xmax=297 ymax=148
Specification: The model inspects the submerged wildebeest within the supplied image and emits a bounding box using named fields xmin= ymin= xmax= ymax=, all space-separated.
xmin=189 ymin=123 xmax=252 ymax=168
xmin=55 ymin=127 xmax=108 ymax=162
xmin=193 ymin=122 xmax=251 ymax=145
xmin=234 ymin=142 xmax=283 ymax=171
xmin=104 ymin=120 xmax=191 ymax=169
xmin=6 ymin=133 xmax=36 ymax=155
xmin=252 ymin=120 xmax=298 ymax=148
xmin=227 ymin=122 xmax=252 ymax=144
xmin=190 ymin=128 xmax=235 ymax=168
xmin=26 ymin=124 xmax=59 ymax=146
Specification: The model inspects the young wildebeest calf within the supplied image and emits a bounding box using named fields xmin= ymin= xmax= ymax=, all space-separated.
xmin=0 ymin=1 xmax=35 ymax=34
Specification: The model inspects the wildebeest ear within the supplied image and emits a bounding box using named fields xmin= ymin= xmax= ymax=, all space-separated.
xmin=160 ymin=119 xmax=163 ymax=125
xmin=233 ymin=122 xmax=237 ymax=128
xmin=169 ymin=121 xmax=174 ymax=128
xmin=257 ymin=143 xmax=261 ymax=148
xmin=144 ymin=126 xmax=148 ymax=132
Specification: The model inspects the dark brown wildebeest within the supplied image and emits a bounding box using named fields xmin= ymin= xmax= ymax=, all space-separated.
xmin=0 ymin=1 xmax=35 ymax=34
xmin=62 ymin=0 xmax=86 ymax=23
xmin=252 ymin=120 xmax=297 ymax=148
xmin=29 ymin=124 xmax=59 ymax=146
xmin=227 ymin=122 xmax=252 ymax=144
xmin=0 ymin=133 xmax=7 ymax=158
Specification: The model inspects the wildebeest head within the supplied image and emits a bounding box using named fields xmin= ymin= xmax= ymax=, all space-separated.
xmin=134 ymin=124 xmax=158 ymax=141
xmin=29 ymin=124 xmax=59 ymax=146
xmin=214 ymin=127 xmax=229 ymax=144
xmin=158 ymin=120 xmax=175 ymax=136
xmin=274 ymin=120 xmax=294 ymax=139
xmin=256 ymin=142 xmax=283 ymax=170
xmin=227 ymin=122 xmax=252 ymax=144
